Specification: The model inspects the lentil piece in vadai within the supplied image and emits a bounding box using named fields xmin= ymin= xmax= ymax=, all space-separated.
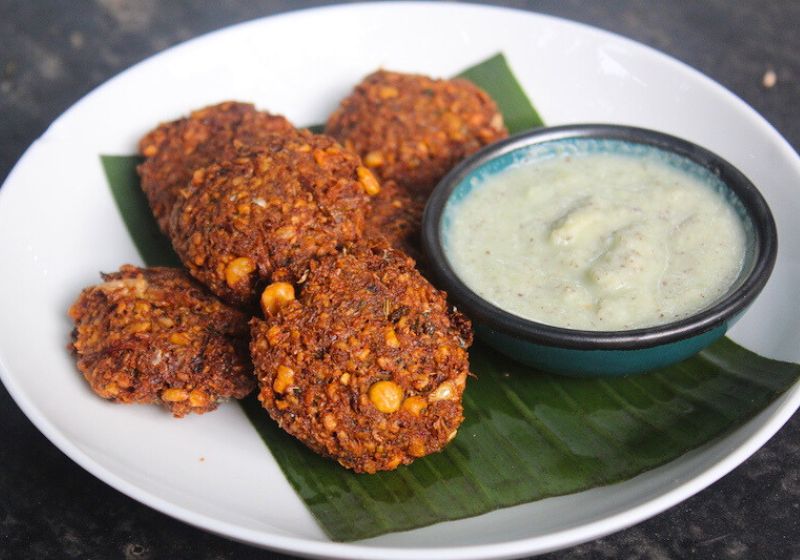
xmin=325 ymin=70 xmax=508 ymax=196
xmin=138 ymin=101 xmax=295 ymax=234
xmin=169 ymin=129 xmax=376 ymax=308
xmin=250 ymin=244 xmax=473 ymax=473
xmin=68 ymin=265 xmax=254 ymax=417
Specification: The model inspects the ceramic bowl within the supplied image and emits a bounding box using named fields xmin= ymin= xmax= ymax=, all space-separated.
xmin=422 ymin=124 xmax=778 ymax=376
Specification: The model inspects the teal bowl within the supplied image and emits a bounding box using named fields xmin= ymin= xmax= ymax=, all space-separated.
xmin=422 ymin=125 xmax=777 ymax=376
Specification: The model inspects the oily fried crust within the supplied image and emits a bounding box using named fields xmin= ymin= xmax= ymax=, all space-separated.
xmin=168 ymin=129 xmax=373 ymax=308
xmin=325 ymin=70 xmax=508 ymax=196
xmin=68 ymin=265 xmax=254 ymax=417
xmin=250 ymin=245 xmax=473 ymax=473
xmin=137 ymin=101 xmax=295 ymax=234
xmin=364 ymin=180 xmax=427 ymax=263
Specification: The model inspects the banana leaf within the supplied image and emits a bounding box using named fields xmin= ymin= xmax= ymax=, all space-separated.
xmin=100 ymin=53 xmax=799 ymax=542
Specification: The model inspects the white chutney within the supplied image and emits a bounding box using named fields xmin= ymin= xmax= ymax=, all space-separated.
xmin=446 ymin=151 xmax=747 ymax=331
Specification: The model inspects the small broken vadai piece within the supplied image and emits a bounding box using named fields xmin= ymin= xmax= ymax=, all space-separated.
xmin=138 ymin=101 xmax=295 ymax=234
xmin=68 ymin=265 xmax=254 ymax=417
xmin=169 ymin=129 xmax=374 ymax=308
xmin=325 ymin=70 xmax=508 ymax=196
xmin=364 ymin=179 xmax=427 ymax=263
xmin=250 ymin=245 xmax=473 ymax=473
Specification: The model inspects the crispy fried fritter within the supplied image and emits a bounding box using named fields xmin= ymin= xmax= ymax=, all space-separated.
xmin=68 ymin=265 xmax=254 ymax=417
xmin=364 ymin=180 xmax=427 ymax=263
xmin=169 ymin=129 xmax=375 ymax=308
xmin=250 ymin=245 xmax=472 ymax=473
xmin=138 ymin=101 xmax=295 ymax=233
xmin=326 ymin=70 xmax=508 ymax=195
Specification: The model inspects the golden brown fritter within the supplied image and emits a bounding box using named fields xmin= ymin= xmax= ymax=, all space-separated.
xmin=250 ymin=244 xmax=473 ymax=473
xmin=68 ymin=265 xmax=254 ymax=417
xmin=138 ymin=101 xmax=295 ymax=234
xmin=325 ymin=70 xmax=508 ymax=196
xmin=169 ymin=129 xmax=376 ymax=308
xmin=364 ymin=180 xmax=427 ymax=263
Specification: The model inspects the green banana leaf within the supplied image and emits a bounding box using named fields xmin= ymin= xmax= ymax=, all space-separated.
xmin=100 ymin=53 xmax=799 ymax=542
xmin=458 ymin=53 xmax=544 ymax=133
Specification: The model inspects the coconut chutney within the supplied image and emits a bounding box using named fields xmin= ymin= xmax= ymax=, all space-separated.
xmin=446 ymin=151 xmax=747 ymax=331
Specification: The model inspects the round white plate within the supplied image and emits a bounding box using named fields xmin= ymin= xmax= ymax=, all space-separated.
xmin=1 ymin=3 xmax=799 ymax=559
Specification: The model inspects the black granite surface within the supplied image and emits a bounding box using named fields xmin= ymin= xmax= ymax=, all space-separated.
xmin=1 ymin=1 xmax=798 ymax=558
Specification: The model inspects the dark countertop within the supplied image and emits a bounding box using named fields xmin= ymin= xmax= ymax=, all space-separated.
xmin=1 ymin=1 xmax=798 ymax=558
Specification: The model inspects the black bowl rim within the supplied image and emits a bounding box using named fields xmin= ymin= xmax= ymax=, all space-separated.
xmin=422 ymin=124 xmax=779 ymax=350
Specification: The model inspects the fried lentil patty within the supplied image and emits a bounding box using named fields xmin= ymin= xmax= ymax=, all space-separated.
xmin=364 ymin=180 xmax=427 ymax=263
xmin=250 ymin=245 xmax=473 ymax=473
xmin=138 ymin=101 xmax=295 ymax=234
xmin=169 ymin=129 xmax=376 ymax=308
xmin=325 ymin=70 xmax=508 ymax=196
xmin=68 ymin=265 xmax=254 ymax=417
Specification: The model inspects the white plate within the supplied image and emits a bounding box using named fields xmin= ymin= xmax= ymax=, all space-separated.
xmin=1 ymin=3 xmax=799 ymax=559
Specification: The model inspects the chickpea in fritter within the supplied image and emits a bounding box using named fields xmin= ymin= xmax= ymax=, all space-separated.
xmin=250 ymin=244 xmax=473 ymax=473
xmin=168 ymin=129 xmax=377 ymax=308
xmin=138 ymin=101 xmax=295 ymax=234
xmin=326 ymin=70 xmax=508 ymax=196
xmin=68 ymin=265 xmax=254 ymax=417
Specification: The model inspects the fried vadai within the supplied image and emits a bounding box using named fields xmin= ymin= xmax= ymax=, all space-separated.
xmin=364 ymin=179 xmax=427 ymax=262
xmin=138 ymin=101 xmax=295 ymax=234
xmin=250 ymin=244 xmax=472 ymax=473
xmin=168 ymin=129 xmax=376 ymax=308
xmin=325 ymin=70 xmax=508 ymax=195
xmin=68 ymin=265 xmax=254 ymax=417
